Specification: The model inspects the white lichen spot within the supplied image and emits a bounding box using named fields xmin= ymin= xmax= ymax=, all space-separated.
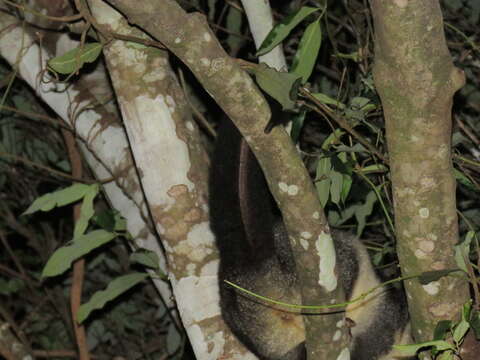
xmin=123 ymin=93 xmax=195 ymax=199
xmin=300 ymin=238 xmax=309 ymax=250
xmin=419 ymin=207 xmax=430 ymax=218
xmin=333 ymin=329 xmax=342 ymax=341
xmin=210 ymin=58 xmax=226 ymax=74
xmin=166 ymin=95 xmax=176 ymax=113
xmin=393 ymin=0 xmax=408 ymax=8
xmin=185 ymin=121 xmax=195 ymax=131
xmin=420 ymin=177 xmax=435 ymax=188
xmin=289 ymin=236 xmax=297 ymax=246
xmin=143 ymin=68 xmax=166 ymax=82
xmin=313 ymin=211 xmax=320 ymax=219
xmin=407 ymin=292 xmax=413 ymax=300
xmin=419 ymin=240 xmax=435 ymax=253
xmin=427 ymin=233 xmax=438 ymax=241
xmin=423 ymin=281 xmax=440 ymax=295
xmin=201 ymin=259 xmax=219 ymax=276
xmin=203 ymin=32 xmax=212 ymax=42
xmin=176 ymin=274 xmax=221 ymax=324
xmin=200 ymin=58 xmax=211 ymax=67
xmin=336 ymin=319 xmax=344 ymax=328
xmin=174 ymin=37 xmax=182 ymax=44
xmin=279 ymin=182 xmax=289 ymax=193
xmin=287 ymin=184 xmax=299 ymax=196
xmin=437 ymin=144 xmax=449 ymax=159
xmin=301 ymin=231 xmax=312 ymax=239
xmin=156 ymin=223 xmax=166 ymax=235
xmin=411 ymin=134 xmax=419 ymax=142
xmin=186 ymin=263 xmax=196 ymax=275
xmin=336 ymin=347 xmax=351 ymax=360
xmin=174 ymin=222 xmax=215 ymax=262
xmin=396 ymin=187 xmax=415 ymax=198
xmin=316 ymin=232 xmax=337 ymax=292
xmin=414 ymin=249 xmax=427 ymax=259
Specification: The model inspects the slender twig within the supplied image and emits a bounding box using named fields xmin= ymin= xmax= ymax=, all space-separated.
xmin=62 ymin=130 xmax=90 ymax=360
xmin=0 ymin=151 xmax=91 ymax=183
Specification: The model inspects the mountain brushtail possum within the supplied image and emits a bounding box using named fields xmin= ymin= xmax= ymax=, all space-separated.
xmin=209 ymin=118 xmax=411 ymax=360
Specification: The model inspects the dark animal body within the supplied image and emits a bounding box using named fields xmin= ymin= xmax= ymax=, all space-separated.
xmin=209 ymin=119 xmax=411 ymax=360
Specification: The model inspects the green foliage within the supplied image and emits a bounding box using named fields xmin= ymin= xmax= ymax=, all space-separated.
xmin=257 ymin=6 xmax=321 ymax=56
xmin=77 ymin=272 xmax=148 ymax=323
xmin=130 ymin=249 xmax=160 ymax=270
xmin=395 ymin=301 xmax=480 ymax=359
xmin=48 ymin=42 xmax=103 ymax=75
xmin=42 ymin=230 xmax=117 ymax=277
xmin=290 ymin=18 xmax=322 ymax=83
xmin=253 ymin=63 xmax=302 ymax=110
xmin=22 ymin=183 xmax=97 ymax=215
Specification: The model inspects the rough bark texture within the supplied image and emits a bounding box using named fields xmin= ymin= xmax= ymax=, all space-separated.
xmin=371 ymin=0 xmax=470 ymax=344
xmin=105 ymin=0 xmax=349 ymax=358
xmin=0 ymin=6 xmax=174 ymax=323
xmin=86 ymin=1 xmax=238 ymax=358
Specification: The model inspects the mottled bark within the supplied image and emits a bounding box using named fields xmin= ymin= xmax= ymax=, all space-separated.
xmin=86 ymin=1 xmax=239 ymax=358
xmin=371 ymin=0 xmax=470 ymax=343
xmin=105 ymin=0 xmax=349 ymax=358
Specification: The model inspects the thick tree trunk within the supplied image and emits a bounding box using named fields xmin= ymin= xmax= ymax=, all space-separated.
xmin=371 ymin=0 xmax=470 ymax=344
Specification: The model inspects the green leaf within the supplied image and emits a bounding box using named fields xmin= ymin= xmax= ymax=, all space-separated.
xmin=454 ymin=231 xmax=474 ymax=273
xmin=434 ymin=320 xmax=452 ymax=340
xmin=394 ymin=340 xmax=454 ymax=355
xmin=253 ymin=63 xmax=302 ymax=110
xmin=329 ymin=171 xmax=343 ymax=206
xmin=418 ymin=269 xmax=459 ymax=284
xmin=453 ymin=319 xmax=470 ymax=344
xmin=76 ymin=273 xmax=148 ymax=323
xmin=358 ymin=164 xmax=389 ymax=174
xmin=23 ymin=183 xmax=92 ymax=215
xmin=92 ymin=209 xmax=117 ymax=232
xmin=316 ymin=178 xmax=331 ymax=208
xmin=334 ymin=51 xmax=359 ymax=62
xmin=454 ymin=169 xmax=477 ymax=191
xmin=470 ymin=310 xmax=480 ymax=339
xmin=291 ymin=18 xmax=322 ymax=83
xmin=354 ymin=191 xmax=377 ymax=237
xmin=130 ymin=250 xmax=160 ymax=270
xmin=321 ymin=129 xmax=345 ymax=150
xmin=341 ymin=173 xmax=352 ymax=203
xmin=311 ymin=92 xmax=346 ymax=109
xmin=290 ymin=109 xmax=306 ymax=144
xmin=257 ymin=6 xmax=321 ymax=56
xmin=22 ymin=193 xmax=56 ymax=215
xmin=334 ymin=144 xmax=368 ymax=153
xmin=166 ymin=322 xmax=182 ymax=355
xmin=74 ymin=184 xmax=99 ymax=239
xmin=42 ymin=230 xmax=116 ymax=278
xmin=225 ymin=4 xmax=243 ymax=52
xmin=48 ymin=42 xmax=103 ymax=75
xmin=350 ymin=96 xmax=371 ymax=109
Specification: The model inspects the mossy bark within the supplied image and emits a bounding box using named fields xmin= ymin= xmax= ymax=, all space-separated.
xmin=371 ymin=0 xmax=469 ymax=343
